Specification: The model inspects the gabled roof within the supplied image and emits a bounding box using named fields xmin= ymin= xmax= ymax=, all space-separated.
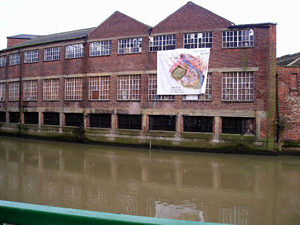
xmin=7 ymin=34 xmax=40 ymax=39
xmin=152 ymin=1 xmax=233 ymax=33
xmin=2 ymin=27 xmax=95 ymax=52
xmin=88 ymin=11 xmax=151 ymax=40
xmin=277 ymin=52 xmax=300 ymax=67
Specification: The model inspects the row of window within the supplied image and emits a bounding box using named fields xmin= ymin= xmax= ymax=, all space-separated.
xmin=0 ymin=29 xmax=254 ymax=67
xmin=0 ymin=112 xmax=255 ymax=135
xmin=0 ymin=72 xmax=253 ymax=102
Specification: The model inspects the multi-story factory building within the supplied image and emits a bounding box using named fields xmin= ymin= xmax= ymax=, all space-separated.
xmin=0 ymin=2 xmax=277 ymax=152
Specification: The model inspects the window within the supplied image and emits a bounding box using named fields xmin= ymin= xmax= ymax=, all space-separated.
xmin=43 ymin=112 xmax=60 ymax=125
xmin=222 ymin=117 xmax=255 ymax=135
xmin=148 ymin=74 xmax=174 ymax=101
xmin=0 ymin=112 xmax=5 ymax=123
xmin=44 ymin=47 xmax=60 ymax=61
xmin=183 ymin=73 xmax=212 ymax=101
xmin=65 ymin=44 xmax=84 ymax=58
xmin=23 ymin=80 xmax=38 ymax=101
xmin=24 ymin=49 xmax=39 ymax=63
xmin=118 ymin=38 xmax=142 ymax=54
xmin=43 ymin=79 xmax=59 ymax=101
xmin=90 ymin=41 xmax=111 ymax=56
xmin=222 ymin=72 xmax=254 ymax=101
xmin=0 ymin=83 xmax=6 ymax=101
xmin=149 ymin=34 xmax=176 ymax=52
xmin=65 ymin=113 xmax=84 ymax=127
xmin=65 ymin=77 xmax=83 ymax=101
xmin=24 ymin=112 xmax=38 ymax=124
xmin=149 ymin=115 xmax=176 ymax=131
xmin=223 ymin=29 xmax=254 ymax=48
xmin=184 ymin=116 xmax=213 ymax=132
xmin=184 ymin=32 xmax=213 ymax=48
xmin=8 ymin=81 xmax=19 ymax=101
xmin=0 ymin=56 xmax=6 ymax=67
xmin=89 ymin=76 xmax=110 ymax=100
xmin=9 ymin=112 xmax=20 ymax=123
xmin=118 ymin=114 xmax=142 ymax=130
xmin=89 ymin=114 xmax=111 ymax=128
xmin=117 ymin=75 xmax=141 ymax=100
xmin=9 ymin=53 xmax=20 ymax=65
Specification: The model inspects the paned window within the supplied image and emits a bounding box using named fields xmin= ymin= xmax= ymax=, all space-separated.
xmin=149 ymin=34 xmax=176 ymax=52
xmin=117 ymin=75 xmax=141 ymax=100
xmin=0 ymin=56 xmax=7 ymax=67
xmin=222 ymin=72 xmax=254 ymax=101
xmin=24 ymin=49 xmax=39 ymax=63
xmin=43 ymin=112 xmax=60 ymax=125
xmin=44 ymin=47 xmax=60 ymax=61
xmin=9 ymin=53 xmax=21 ymax=65
xmin=222 ymin=117 xmax=255 ymax=135
xmin=65 ymin=113 xmax=84 ymax=127
xmin=8 ymin=81 xmax=19 ymax=101
xmin=149 ymin=115 xmax=176 ymax=131
xmin=148 ymin=74 xmax=174 ymax=101
xmin=223 ymin=29 xmax=254 ymax=48
xmin=23 ymin=80 xmax=38 ymax=101
xmin=0 ymin=83 xmax=6 ymax=101
xmin=65 ymin=77 xmax=83 ymax=101
xmin=0 ymin=112 xmax=5 ymax=123
xmin=183 ymin=73 xmax=212 ymax=101
xmin=43 ymin=79 xmax=59 ymax=101
xmin=118 ymin=114 xmax=142 ymax=130
xmin=65 ymin=44 xmax=84 ymax=58
xmin=89 ymin=76 xmax=110 ymax=100
xmin=9 ymin=112 xmax=20 ymax=123
xmin=184 ymin=32 xmax=213 ymax=48
xmin=24 ymin=112 xmax=38 ymax=124
xmin=89 ymin=41 xmax=112 ymax=56
xmin=184 ymin=116 xmax=213 ymax=132
xmin=118 ymin=38 xmax=142 ymax=54
xmin=89 ymin=114 xmax=111 ymax=128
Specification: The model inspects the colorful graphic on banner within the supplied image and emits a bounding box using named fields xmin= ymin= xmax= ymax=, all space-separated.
xmin=157 ymin=48 xmax=210 ymax=95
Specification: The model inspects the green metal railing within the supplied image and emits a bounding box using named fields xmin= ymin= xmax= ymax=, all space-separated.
xmin=0 ymin=200 xmax=230 ymax=225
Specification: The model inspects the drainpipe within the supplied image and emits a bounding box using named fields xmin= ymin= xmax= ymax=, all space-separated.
xmin=275 ymin=72 xmax=280 ymax=144
xmin=18 ymin=49 xmax=23 ymax=134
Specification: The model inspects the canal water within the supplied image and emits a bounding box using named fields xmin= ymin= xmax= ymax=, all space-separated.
xmin=0 ymin=137 xmax=299 ymax=225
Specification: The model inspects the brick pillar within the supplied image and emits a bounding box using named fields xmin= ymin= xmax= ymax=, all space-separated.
xmin=38 ymin=111 xmax=42 ymax=128
xmin=176 ymin=114 xmax=183 ymax=135
xmin=142 ymin=114 xmax=148 ymax=134
xmin=111 ymin=113 xmax=117 ymax=133
xmin=213 ymin=116 xmax=220 ymax=142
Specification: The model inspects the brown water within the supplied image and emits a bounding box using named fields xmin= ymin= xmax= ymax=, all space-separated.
xmin=0 ymin=137 xmax=299 ymax=225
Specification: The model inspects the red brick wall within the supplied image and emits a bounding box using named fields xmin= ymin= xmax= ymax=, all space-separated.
xmin=278 ymin=67 xmax=300 ymax=142
xmin=7 ymin=38 xmax=31 ymax=48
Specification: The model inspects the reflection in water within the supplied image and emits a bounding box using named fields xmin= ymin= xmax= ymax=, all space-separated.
xmin=0 ymin=137 xmax=300 ymax=225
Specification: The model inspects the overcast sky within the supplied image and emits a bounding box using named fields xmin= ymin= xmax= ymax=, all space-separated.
xmin=1 ymin=0 xmax=299 ymax=57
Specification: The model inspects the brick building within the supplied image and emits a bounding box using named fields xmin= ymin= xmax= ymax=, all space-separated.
xmin=277 ymin=53 xmax=300 ymax=144
xmin=0 ymin=2 xmax=278 ymax=152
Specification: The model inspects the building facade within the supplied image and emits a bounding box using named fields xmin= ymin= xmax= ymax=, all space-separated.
xmin=0 ymin=2 xmax=277 ymax=152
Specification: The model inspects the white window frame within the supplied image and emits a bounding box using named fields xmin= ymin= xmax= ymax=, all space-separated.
xmin=8 ymin=81 xmax=19 ymax=101
xmin=9 ymin=53 xmax=21 ymax=66
xmin=64 ymin=77 xmax=83 ymax=101
xmin=118 ymin=38 xmax=142 ymax=54
xmin=183 ymin=73 xmax=212 ymax=101
xmin=24 ymin=49 xmax=39 ymax=63
xmin=223 ymin=29 xmax=254 ymax=48
xmin=117 ymin=75 xmax=141 ymax=100
xmin=222 ymin=72 xmax=254 ymax=101
xmin=0 ymin=56 xmax=7 ymax=67
xmin=89 ymin=41 xmax=112 ymax=56
xmin=184 ymin=32 xmax=213 ymax=49
xmin=43 ymin=79 xmax=59 ymax=101
xmin=148 ymin=74 xmax=174 ymax=101
xmin=65 ymin=44 xmax=84 ymax=59
xmin=89 ymin=76 xmax=110 ymax=100
xmin=0 ymin=83 xmax=6 ymax=101
xmin=23 ymin=80 xmax=38 ymax=101
xmin=149 ymin=34 xmax=176 ymax=52
xmin=44 ymin=47 xmax=61 ymax=61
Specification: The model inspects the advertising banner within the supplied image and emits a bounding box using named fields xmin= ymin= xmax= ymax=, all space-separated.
xmin=157 ymin=48 xmax=210 ymax=95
